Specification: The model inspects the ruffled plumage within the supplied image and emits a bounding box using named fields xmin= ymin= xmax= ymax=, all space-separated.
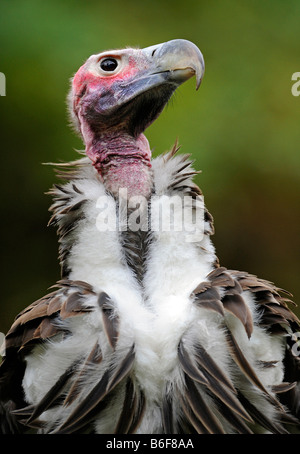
xmin=1 ymin=150 xmax=300 ymax=434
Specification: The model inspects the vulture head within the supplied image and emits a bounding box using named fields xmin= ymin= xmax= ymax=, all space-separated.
xmin=68 ymin=39 xmax=204 ymax=197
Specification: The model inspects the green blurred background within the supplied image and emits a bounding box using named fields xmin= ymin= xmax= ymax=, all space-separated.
xmin=0 ymin=0 xmax=299 ymax=334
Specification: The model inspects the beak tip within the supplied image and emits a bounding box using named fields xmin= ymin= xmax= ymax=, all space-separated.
xmin=143 ymin=39 xmax=205 ymax=92
xmin=196 ymin=77 xmax=203 ymax=90
xmin=195 ymin=68 xmax=204 ymax=90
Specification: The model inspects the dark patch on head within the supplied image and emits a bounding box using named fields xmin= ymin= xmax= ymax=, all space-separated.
xmin=79 ymin=79 xmax=177 ymax=137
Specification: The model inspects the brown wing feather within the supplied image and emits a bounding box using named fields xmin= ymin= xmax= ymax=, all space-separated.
xmin=231 ymin=269 xmax=300 ymax=421
xmin=98 ymin=292 xmax=120 ymax=350
xmin=188 ymin=266 xmax=300 ymax=432
xmin=53 ymin=345 xmax=135 ymax=434
xmin=191 ymin=268 xmax=255 ymax=339
xmin=225 ymin=329 xmax=270 ymax=396
xmin=115 ymin=378 xmax=146 ymax=434
xmin=0 ymin=279 xmax=96 ymax=433
xmin=24 ymin=359 xmax=81 ymax=426
xmin=178 ymin=341 xmax=208 ymax=386
xmin=222 ymin=293 xmax=253 ymax=339
xmin=126 ymin=388 xmax=146 ymax=434
xmin=161 ymin=391 xmax=175 ymax=434
xmin=63 ymin=342 xmax=103 ymax=406
xmin=183 ymin=374 xmax=226 ymax=434
xmin=238 ymin=392 xmax=288 ymax=434
xmin=178 ymin=339 xmax=253 ymax=432
xmin=53 ymin=369 xmax=111 ymax=434
xmin=193 ymin=342 xmax=236 ymax=393
xmin=4 ymin=280 xmax=94 ymax=354
xmin=114 ymin=377 xmax=136 ymax=434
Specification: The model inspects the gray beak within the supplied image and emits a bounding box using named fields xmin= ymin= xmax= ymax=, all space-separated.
xmin=143 ymin=39 xmax=205 ymax=90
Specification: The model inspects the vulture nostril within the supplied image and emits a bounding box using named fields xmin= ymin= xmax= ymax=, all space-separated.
xmin=151 ymin=48 xmax=157 ymax=57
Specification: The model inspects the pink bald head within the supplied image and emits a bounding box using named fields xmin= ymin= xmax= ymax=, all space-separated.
xmin=67 ymin=40 xmax=204 ymax=197
xmin=69 ymin=47 xmax=150 ymax=135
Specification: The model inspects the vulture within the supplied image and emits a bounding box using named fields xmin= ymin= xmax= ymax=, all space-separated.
xmin=1 ymin=39 xmax=300 ymax=435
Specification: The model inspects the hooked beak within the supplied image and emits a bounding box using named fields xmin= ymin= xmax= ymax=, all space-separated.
xmin=78 ymin=39 xmax=205 ymax=137
xmin=142 ymin=39 xmax=205 ymax=90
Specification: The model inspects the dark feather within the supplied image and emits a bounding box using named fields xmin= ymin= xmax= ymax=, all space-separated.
xmin=195 ymin=298 xmax=224 ymax=316
xmin=114 ymin=377 xmax=136 ymax=434
xmin=5 ymin=282 xmax=94 ymax=353
xmin=225 ymin=329 xmax=271 ymax=397
xmin=53 ymin=369 xmax=111 ymax=433
xmin=192 ymin=281 xmax=211 ymax=294
xmin=168 ymin=170 xmax=201 ymax=189
xmin=25 ymin=359 xmax=80 ymax=425
xmin=179 ymin=340 xmax=252 ymax=422
xmin=267 ymin=303 xmax=299 ymax=323
xmin=120 ymin=209 xmax=151 ymax=286
xmin=11 ymin=404 xmax=35 ymax=418
xmin=222 ymin=293 xmax=253 ymax=339
xmin=162 ymin=391 xmax=174 ymax=434
xmin=178 ymin=341 xmax=208 ymax=386
xmin=258 ymin=360 xmax=278 ymax=368
xmin=68 ymin=199 xmax=87 ymax=212
xmin=254 ymin=290 xmax=281 ymax=305
xmin=47 ymin=295 xmax=64 ymax=316
xmin=170 ymin=173 xmax=200 ymax=189
xmin=179 ymin=396 xmax=210 ymax=434
xmin=183 ymin=374 xmax=225 ymax=434
xmin=106 ymin=345 xmax=135 ymax=391
xmin=54 ymin=345 xmax=135 ymax=434
xmin=11 ymin=301 xmax=49 ymax=325
xmin=225 ymin=279 xmax=243 ymax=295
xmin=280 ymin=347 xmax=300 ymax=418
xmin=72 ymin=183 xmax=83 ymax=194
xmin=176 ymin=160 xmax=195 ymax=175
xmin=64 ymin=342 xmax=103 ymax=406
xmin=193 ymin=286 xmax=224 ymax=316
xmin=193 ymin=342 xmax=236 ymax=393
xmin=260 ymin=313 xmax=290 ymax=328
xmin=238 ymin=392 xmax=287 ymax=434
xmin=0 ymin=279 xmax=96 ymax=434
xmin=0 ymin=401 xmax=25 ymax=434
xmin=201 ymin=366 xmax=253 ymax=423
xmin=207 ymin=267 xmax=235 ymax=288
xmin=215 ymin=399 xmax=253 ymax=434
xmin=126 ymin=388 xmax=146 ymax=434
xmin=72 ymin=280 xmax=96 ymax=294
xmin=272 ymin=382 xmax=297 ymax=394
xmin=164 ymin=139 xmax=182 ymax=160
xmin=33 ymin=317 xmax=58 ymax=340
xmin=98 ymin=292 xmax=119 ymax=350
xmin=60 ymin=292 xmax=92 ymax=319
xmin=19 ymin=418 xmax=46 ymax=430
xmin=194 ymin=286 xmax=220 ymax=302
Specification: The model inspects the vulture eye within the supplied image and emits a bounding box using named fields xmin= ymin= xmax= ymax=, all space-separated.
xmin=100 ymin=58 xmax=119 ymax=72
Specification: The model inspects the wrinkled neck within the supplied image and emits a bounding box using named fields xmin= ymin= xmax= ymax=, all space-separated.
xmin=86 ymin=131 xmax=153 ymax=199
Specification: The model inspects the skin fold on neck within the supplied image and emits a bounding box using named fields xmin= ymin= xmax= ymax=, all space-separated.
xmin=87 ymin=131 xmax=153 ymax=199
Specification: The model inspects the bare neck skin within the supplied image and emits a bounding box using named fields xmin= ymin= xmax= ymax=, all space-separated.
xmin=83 ymin=125 xmax=153 ymax=199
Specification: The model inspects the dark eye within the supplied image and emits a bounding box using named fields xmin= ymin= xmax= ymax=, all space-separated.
xmin=100 ymin=58 xmax=119 ymax=72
